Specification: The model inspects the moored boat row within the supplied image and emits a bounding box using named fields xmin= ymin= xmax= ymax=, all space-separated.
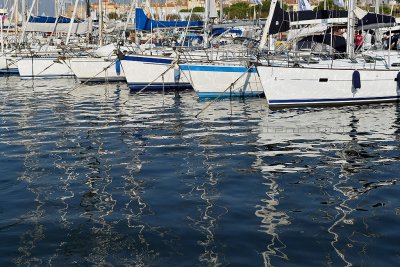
xmin=2 ymin=0 xmax=400 ymax=109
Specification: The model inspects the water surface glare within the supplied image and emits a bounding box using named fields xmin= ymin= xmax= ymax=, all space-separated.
xmin=1 ymin=76 xmax=399 ymax=266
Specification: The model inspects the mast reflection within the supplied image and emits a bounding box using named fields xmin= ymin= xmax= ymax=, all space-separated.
xmin=327 ymin=105 xmax=398 ymax=267
xmin=254 ymin=108 xmax=290 ymax=267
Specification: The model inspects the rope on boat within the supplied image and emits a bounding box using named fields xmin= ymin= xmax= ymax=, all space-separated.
xmin=194 ymin=64 xmax=255 ymax=118
xmin=66 ymin=60 xmax=117 ymax=94
xmin=21 ymin=57 xmax=59 ymax=86
xmin=122 ymin=60 xmax=178 ymax=105
xmin=135 ymin=60 xmax=178 ymax=95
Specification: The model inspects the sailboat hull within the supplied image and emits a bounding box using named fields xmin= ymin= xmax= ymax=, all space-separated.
xmin=17 ymin=57 xmax=74 ymax=79
xmin=121 ymin=55 xmax=192 ymax=91
xmin=180 ymin=63 xmax=264 ymax=98
xmin=258 ymin=66 xmax=400 ymax=107
xmin=0 ymin=56 xmax=19 ymax=74
xmin=70 ymin=57 xmax=126 ymax=83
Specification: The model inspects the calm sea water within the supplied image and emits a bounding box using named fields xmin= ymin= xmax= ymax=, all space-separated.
xmin=0 ymin=76 xmax=399 ymax=266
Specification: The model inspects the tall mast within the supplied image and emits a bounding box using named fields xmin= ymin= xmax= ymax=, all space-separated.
xmin=203 ymin=0 xmax=210 ymax=48
xmin=14 ymin=0 xmax=18 ymax=34
xmin=219 ymin=0 xmax=223 ymax=22
xmin=19 ymin=0 xmax=37 ymax=45
xmin=346 ymin=0 xmax=355 ymax=59
xmin=55 ymin=0 xmax=59 ymax=17
xmin=123 ymin=0 xmax=135 ymax=40
xmin=98 ymin=0 xmax=103 ymax=46
xmin=21 ymin=0 xmax=26 ymax=25
xmin=66 ymin=0 xmax=79 ymax=45
xmin=259 ymin=0 xmax=278 ymax=50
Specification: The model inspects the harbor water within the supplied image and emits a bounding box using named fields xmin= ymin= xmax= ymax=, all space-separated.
xmin=0 ymin=76 xmax=399 ymax=266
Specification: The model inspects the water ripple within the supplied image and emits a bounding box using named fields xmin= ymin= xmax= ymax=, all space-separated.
xmin=1 ymin=77 xmax=399 ymax=266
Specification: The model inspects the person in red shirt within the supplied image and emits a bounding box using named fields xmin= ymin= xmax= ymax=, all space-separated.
xmin=355 ymin=30 xmax=363 ymax=52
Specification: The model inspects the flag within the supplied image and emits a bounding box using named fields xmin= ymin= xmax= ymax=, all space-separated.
xmin=334 ymin=0 xmax=345 ymax=8
xmin=250 ymin=0 xmax=263 ymax=5
xmin=298 ymin=0 xmax=312 ymax=11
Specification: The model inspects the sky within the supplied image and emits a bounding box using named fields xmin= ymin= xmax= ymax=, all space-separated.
xmin=2 ymin=0 xmax=139 ymax=17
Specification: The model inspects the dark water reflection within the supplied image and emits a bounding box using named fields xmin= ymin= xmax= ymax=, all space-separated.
xmin=0 ymin=76 xmax=399 ymax=266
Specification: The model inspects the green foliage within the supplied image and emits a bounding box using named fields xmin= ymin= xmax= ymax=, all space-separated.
xmin=166 ymin=14 xmax=181 ymax=21
xmin=225 ymin=2 xmax=250 ymax=19
xmin=180 ymin=7 xmax=205 ymax=12
xmin=381 ymin=5 xmax=392 ymax=15
xmin=223 ymin=1 xmax=287 ymax=19
xmin=107 ymin=12 xmax=118 ymax=20
xmin=185 ymin=14 xmax=203 ymax=21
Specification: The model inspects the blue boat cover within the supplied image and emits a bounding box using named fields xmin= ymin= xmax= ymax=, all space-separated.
xmin=135 ymin=8 xmax=203 ymax=31
xmin=28 ymin=16 xmax=83 ymax=23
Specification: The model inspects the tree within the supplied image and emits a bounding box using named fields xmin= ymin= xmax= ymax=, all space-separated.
xmin=224 ymin=2 xmax=250 ymax=19
xmin=166 ymin=14 xmax=181 ymax=21
xmin=185 ymin=14 xmax=203 ymax=21
xmin=256 ymin=1 xmax=288 ymax=18
xmin=108 ymin=12 xmax=119 ymax=20
xmin=180 ymin=7 xmax=205 ymax=12
xmin=222 ymin=0 xmax=288 ymax=20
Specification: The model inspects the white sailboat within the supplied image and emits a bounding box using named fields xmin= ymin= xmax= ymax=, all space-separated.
xmin=120 ymin=4 xmax=195 ymax=91
xmin=121 ymin=53 xmax=192 ymax=91
xmin=17 ymin=0 xmax=88 ymax=79
xmin=179 ymin=0 xmax=264 ymax=98
xmin=257 ymin=0 xmax=400 ymax=107
xmin=69 ymin=0 xmax=133 ymax=83
xmin=70 ymin=44 xmax=128 ymax=83
xmin=17 ymin=56 xmax=74 ymax=79
xmin=180 ymin=61 xmax=264 ymax=98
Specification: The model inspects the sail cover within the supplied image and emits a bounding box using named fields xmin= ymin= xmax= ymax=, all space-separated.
xmin=298 ymin=34 xmax=347 ymax=52
xmin=25 ymin=16 xmax=89 ymax=34
xmin=135 ymin=8 xmax=203 ymax=31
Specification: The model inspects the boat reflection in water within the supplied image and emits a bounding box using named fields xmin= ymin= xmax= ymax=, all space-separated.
xmin=0 ymin=80 xmax=180 ymax=266
xmin=1 ymin=76 xmax=400 ymax=266
xmin=256 ymin=104 xmax=400 ymax=266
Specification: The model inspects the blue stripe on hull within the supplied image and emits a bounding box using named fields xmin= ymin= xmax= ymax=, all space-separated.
xmin=79 ymin=77 xmax=126 ymax=83
xmin=19 ymin=74 xmax=75 ymax=79
xmin=0 ymin=68 xmax=19 ymax=75
xmin=197 ymin=91 xmax=264 ymax=98
xmin=269 ymin=95 xmax=400 ymax=106
xmin=123 ymin=56 xmax=173 ymax=64
xmin=128 ymin=82 xmax=192 ymax=91
xmin=180 ymin=65 xmax=257 ymax=73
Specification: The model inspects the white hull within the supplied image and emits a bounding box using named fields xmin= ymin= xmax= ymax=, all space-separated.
xmin=121 ymin=55 xmax=191 ymax=91
xmin=17 ymin=57 xmax=74 ymax=79
xmin=258 ymin=66 xmax=400 ymax=107
xmin=0 ymin=55 xmax=19 ymax=73
xmin=70 ymin=57 xmax=125 ymax=83
xmin=180 ymin=63 xmax=264 ymax=98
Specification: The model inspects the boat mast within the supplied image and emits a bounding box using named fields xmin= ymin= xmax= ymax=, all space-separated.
xmin=259 ymin=0 xmax=278 ymax=50
xmin=66 ymin=0 xmax=79 ymax=45
xmin=85 ymin=0 xmax=91 ymax=44
xmin=203 ymin=0 xmax=210 ymax=48
xmin=219 ymin=0 xmax=223 ymax=22
xmin=375 ymin=0 xmax=379 ymax=13
xmin=14 ymin=0 xmax=18 ymax=34
xmin=19 ymin=0 xmax=36 ymax=45
xmin=1 ymin=12 xmax=3 ymax=53
xmin=21 ymin=0 xmax=26 ymax=25
xmin=346 ymin=0 xmax=355 ymax=59
xmin=98 ymin=0 xmax=103 ymax=46
xmin=123 ymin=0 xmax=135 ymax=40
xmin=55 ymin=0 xmax=58 ymax=17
